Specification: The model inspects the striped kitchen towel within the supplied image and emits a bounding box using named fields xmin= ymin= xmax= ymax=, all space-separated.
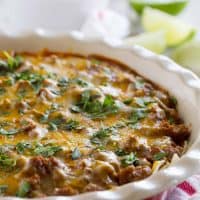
xmin=148 ymin=175 xmax=200 ymax=200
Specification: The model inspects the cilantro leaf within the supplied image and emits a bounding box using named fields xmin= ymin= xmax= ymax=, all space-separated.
xmin=170 ymin=96 xmax=178 ymax=107
xmin=72 ymin=90 xmax=118 ymax=119
xmin=47 ymin=115 xmax=81 ymax=131
xmin=73 ymin=78 xmax=88 ymax=87
xmin=0 ymin=185 xmax=8 ymax=196
xmin=0 ymin=60 xmax=8 ymax=69
xmin=91 ymin=128 xmax=111 ymax=144
xmin=0 ymin=153 xmax=16 ymax=170
xmin=71 ymin=147 xmax=81 ymax=160
xmin=64 ymin=119 xmax=80 ymax=131
xmin=121 ymin=152 xmax=138 ymax=167
xmin=90 ymin=126 xmax=118 ymax=145
xmin=40 ymin=103 xmax=62 ymax=124
xmin=135 ymin=97 xmax=155 ymax=107
xmin=57 ymin=77 xmax=69 ymax=87
xmin=15 ymin=71 xmax=44 ymax=91
xmin=0 ymin=88 xmax=6 ymax=95
xmin=0 ymin=128 xmax=19 ymax=135
xmin=2 ymin=51 xmax=23 ymax=72
xmin=34 ymin=144 xmax=62 ymax=157
xmin=123 ymin=99 xmax=132 ymax=105
xmin=57 ymin=77 xmax=88 ymax=88
xmin=115 ymin=149 xmax=128 ymax=156
xmin=153 ymin=152 xmax=167 ymax=161
xmin=16 ymin=142 xmax=31 ymax=154
xmin=16 ymin=181 xmax=30 ymax=197
xmin=127 ymin=108 xmax=147 ymax=126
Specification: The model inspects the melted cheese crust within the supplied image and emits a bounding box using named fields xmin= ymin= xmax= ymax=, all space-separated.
xmin=0 ymin=50 xmax=190 ymax=197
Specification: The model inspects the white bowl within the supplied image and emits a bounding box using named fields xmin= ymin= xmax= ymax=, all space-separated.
xmin=0 ymin=30 xmax=200 ymax=200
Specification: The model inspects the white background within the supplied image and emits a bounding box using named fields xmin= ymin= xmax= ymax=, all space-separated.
xmin=0 ymin=0 xmax=199 ymax=33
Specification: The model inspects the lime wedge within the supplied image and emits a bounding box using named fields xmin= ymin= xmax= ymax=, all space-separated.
xmin=130 ymin=0 xmax=188 ymax=15
xmin=124 ymin=30 xmax=166 ymax=54
xmin=171 ymin=40 xmax=200 ymax=76
xmin=142 ymin=7 xmax=196 ymax=46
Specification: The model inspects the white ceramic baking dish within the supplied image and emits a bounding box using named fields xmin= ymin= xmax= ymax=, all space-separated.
xmin=0 ymin=30 xmax=200 ymax=200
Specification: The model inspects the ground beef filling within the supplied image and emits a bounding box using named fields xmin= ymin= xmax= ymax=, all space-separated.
xmin=0 ymin=50 xmax=190 ymax=197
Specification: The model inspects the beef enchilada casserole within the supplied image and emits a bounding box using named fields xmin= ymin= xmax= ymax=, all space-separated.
xmin=0 ymin=50 xmax=190 ymax=197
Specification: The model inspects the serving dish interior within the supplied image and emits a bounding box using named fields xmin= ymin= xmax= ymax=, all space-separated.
xmin=0 ymin=32 xmax=199 ymax=200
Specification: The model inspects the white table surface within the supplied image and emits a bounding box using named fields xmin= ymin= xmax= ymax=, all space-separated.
xmin=0 ymin=0 xmax=199 ymax=33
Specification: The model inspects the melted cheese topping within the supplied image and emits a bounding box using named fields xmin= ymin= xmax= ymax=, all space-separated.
xmin=0 ymin=50 xmax=190 ymax=197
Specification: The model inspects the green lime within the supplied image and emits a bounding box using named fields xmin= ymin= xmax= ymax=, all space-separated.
xmin=171 ymin=40 xmax=200 ymax=76
xmin=124 ymin=30 xmax=166 ymax=54
xmin=130 ymin=0 xmax=188 ymax=15
xmin=142 ymin=7 xmax=196 ymax=46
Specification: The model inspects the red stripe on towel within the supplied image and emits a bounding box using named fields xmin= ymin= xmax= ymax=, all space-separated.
xmin=177 ymin=181 xmax=196 ymax=195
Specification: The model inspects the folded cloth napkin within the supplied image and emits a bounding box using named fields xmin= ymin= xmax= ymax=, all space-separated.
xmin=147 ymin=175 xmax=200 ymax=200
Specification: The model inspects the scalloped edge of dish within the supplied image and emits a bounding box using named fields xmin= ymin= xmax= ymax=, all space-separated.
xmin=0 ymin=30 xmax=199 ymax=200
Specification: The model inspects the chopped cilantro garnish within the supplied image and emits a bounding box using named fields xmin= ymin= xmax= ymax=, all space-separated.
xmin=57 ymin=77 xmax=69 ymax=87
xmin=153 ymin=152 xmax=167 ymax=161
xmin=47 ymin=116 xmax=65 ymax=130
xmin=121 ymin=152 xmax=138 ymax=167
xmin=115 ymin=149 xmax=128 ymax=156
xmin=95 ymin=145 xmax=106 ymax=150
xmin=48 ymin=122 xmax=58 ymax=131
xmin=72 ymin=90 xmax=118 ymax=119
xmin=57 ymin=77 xmax=88 ymax=88
xmin=40 ymin=103 xmax=62 ymax=124
xmin=64 ymin=119 xmax=80 ymax=131
xmin=2 ymin=51 xmax=23 ymax=72
xmin=91 ymin=126 xmax=118 ymax=145
xmin=14 ymin=71 xmax=44 ymax=91
xmin=50 ymin=89 xmax=60 ymax=96
xmin=70 ymin=105 xmax=81 ymax=113
xmin=127 ymin=108 xmax=147 ymax=126
xmin=0 ymin=153 xmax=16 ymax=170
xmin=0 ymin=185 xmax=8 ymax=196
xmin=71 ymin=147 xmax=81 ymax=160
xmin=34 ymin=144 xmax=62 ymax=157
xmin=16 ymin=181 xmax=30 ymax=197
xmin=50 ymin=103 xmax=61 ymax=111
xmin=73 ymin=78 xmax=88 ymax=87
xmin=16 ymin=142 xmax=31 ymax=154
xmin=47 ymin=115 xmax=81 ymax=131
xmin=123 ymin=98 xmax=132 ymax=105
xmin=0 ymin=128 xmax=19 ymax=135
xmin=0 ymin=88 xmax=6 ymax=95
xmin=15 ymin=142 xmax=62 ymax=157
xmin=135 ymin=97 xmax=155 ymax=107
xmin=4 ymin=76 xmax=14 ymax=86
xmin=168 ymin=116 xmax=175 ymax=124
xmin=91 ymin=128 xmax=111 ymax=144
xmin=40 ymin=111 xmax=50 ymax=124
xmin=170 ymin=96 xmax=178 ymax=107
xmin=47 ymin=72 xmax=57 ymax=80
xmin=0 ymin=60 xmax=7 ymax=69
xmin=17 ymin=88 xmax=28 ymax=100
xmin=113 ymin=121 xmax=126 ymax=129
